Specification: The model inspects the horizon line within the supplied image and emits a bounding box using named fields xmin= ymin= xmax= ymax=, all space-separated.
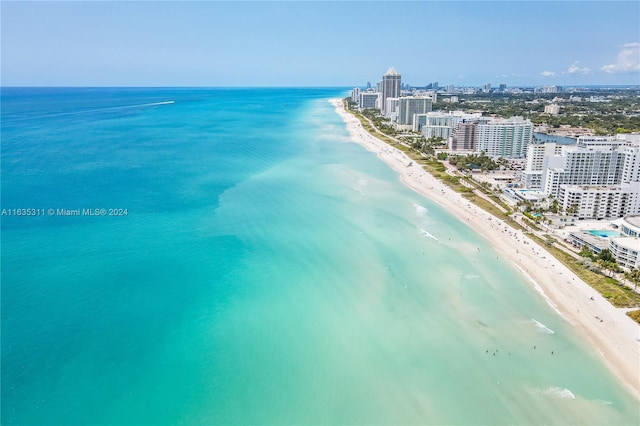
xmin=2 ymin=84 xmax=640 ymax=89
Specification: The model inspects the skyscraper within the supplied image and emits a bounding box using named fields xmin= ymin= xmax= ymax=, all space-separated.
xmin=381 ymin=67 xmax=401 ymax=114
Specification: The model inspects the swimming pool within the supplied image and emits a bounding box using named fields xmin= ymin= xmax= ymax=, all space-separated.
xmin=587 ymin=230 xmax=620 ymax=238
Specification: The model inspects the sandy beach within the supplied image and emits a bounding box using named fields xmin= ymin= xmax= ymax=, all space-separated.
xmin=330 ymin=99 xmax=640 ymax=400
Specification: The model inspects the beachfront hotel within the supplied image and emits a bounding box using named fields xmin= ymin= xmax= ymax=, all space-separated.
xmin=384 ymin=97 xmax=399 ymax=121
xmin=359 ymin=90 xmax=380 ymax=109
xmin=513 ymin=134 xmax=640 ymax=219
xmin=557 ymin=182 xmax=640 ymax=220
xmin=396 ymin=96 xmax=433 ymax=127
xmin=521 ymin=142 xmax=565 ymax=189
xmin=541 ymin=135 xmax=640 ymax=198
xmin=568 ymin=216 xmax=640 ymax=268
xmin=350 ymin=87 xmax=361 ymax=106
xmin=475 ymin=116 xmax=533 ymax=159
xmin=450 ymin=120 xmax=479 ymax=151
xmin=414 ymin=111 xmax=483 ymax=138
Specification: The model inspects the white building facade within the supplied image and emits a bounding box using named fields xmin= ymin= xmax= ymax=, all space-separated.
xmin=475 ymin=116 xmax=533 ymax=159
xmin=557 ymin=182 xmax=640 ymax=219
xmin=521 ymin=142 xmax=566 ymax=189
xmin=351 ymin=87 xmax=361 ymax=105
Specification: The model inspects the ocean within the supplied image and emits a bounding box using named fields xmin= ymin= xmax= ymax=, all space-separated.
xmin=1 ymin=87 xmax=638 ymax=425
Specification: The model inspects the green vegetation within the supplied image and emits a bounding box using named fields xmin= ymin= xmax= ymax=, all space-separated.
xmin=360 ymin=109 xmax=398 ymax=136
xmin=448 ymin=153 xmax=498 ymax=172
xmin=530 ymin=235 xmax=640 ymax=308
xmin=627 ymin=310 xmax=640 ymax=325
xmin=433 ymin=88 xmax=640 ymax=134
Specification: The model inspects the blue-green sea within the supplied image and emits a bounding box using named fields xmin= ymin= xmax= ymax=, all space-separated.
xmin=1 ymin=88 xmax=638 ymax=425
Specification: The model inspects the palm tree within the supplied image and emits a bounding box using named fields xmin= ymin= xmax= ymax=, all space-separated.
xmin=627 ymin=268 xmax=640 ymax=291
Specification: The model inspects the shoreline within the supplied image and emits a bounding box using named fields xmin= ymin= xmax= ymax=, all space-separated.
xmin=330 ymin=98 xmax=640 ymax=400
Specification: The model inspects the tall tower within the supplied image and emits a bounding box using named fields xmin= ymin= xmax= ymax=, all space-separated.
xmin=381 ymin=67 xmax=401 ymax=114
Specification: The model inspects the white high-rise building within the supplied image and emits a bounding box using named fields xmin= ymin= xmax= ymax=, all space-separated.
xmin=521 ymin=142 xmax=566 ymax=189
xmin=526 ymin=142 xmax=565 ymax=172
xmin=384 ymin=97 xmax=399 ymax=121
xmin=476 ymin=116 xmax=533 ymax=159
xmin=351 ymin=87 xmax=361 ymax=105
xmin=536 ymin=134 xmax=640 ymax=218
xmin=541 ymin=136 xmax=630 ymax=197
xmin=621 ymin=145 xmax=640 ymax=183
xmin=415 ymin=111 xmax=482 ymax=137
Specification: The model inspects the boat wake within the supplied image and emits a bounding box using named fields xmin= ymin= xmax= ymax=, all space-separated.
xmin=5 ymin=101 xmax=176 ymax=122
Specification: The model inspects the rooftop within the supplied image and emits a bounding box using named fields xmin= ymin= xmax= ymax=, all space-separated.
xmin=624 ymin=215 xmax=640 ymax=228
xmin=385 ymin=67 xmax=400 ymax=76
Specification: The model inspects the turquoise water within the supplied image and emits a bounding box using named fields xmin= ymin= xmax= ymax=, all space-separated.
xmin=1 ymin=88 xmax=638 ymax=425
xmin=587 ymin=230 xmax=621 ymax=238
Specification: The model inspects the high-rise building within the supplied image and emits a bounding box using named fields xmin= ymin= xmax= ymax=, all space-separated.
xmin=541 ymin=136 xmax=631 ymax=197
xmin=450 ymin=120 xmax=479 ymax=151
xmin=351 ymin=87 xmax=361 ymax=105
xmin=397 ymin=96 xmax=432 ymax=126
xmin=521 ymin=142 xmax=566 ymax=189
xmin=522 ymin=134 xmax=640 ymax=219
xmin=381 ymin=67 xmax=401 ymax=114
xmin=476 ymin=116 xmax=533 ymax=159
xmin=384 ymin=97 xmax=399 ymax=120
xmin=415 ymin=111 xmax=482 ymax=136
xmin=359 ymin=91 xmax=380 ymax=109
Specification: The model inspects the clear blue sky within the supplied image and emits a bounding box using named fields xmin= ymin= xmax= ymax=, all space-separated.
xmin=2 ymin=1 xmax=639 ymax=87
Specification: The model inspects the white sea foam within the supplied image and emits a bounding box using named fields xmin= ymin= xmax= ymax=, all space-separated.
xmin=353 ymin=178 xmax=368 ymax=195
xmin=594 ymin=399 xmax=613 ymax=405
xmin=420 ymin=229 xmax=439 ymax=242
xmin=414 ymin=203 xmax=428 ymax=216
xmin=541 ymin=387 xmax=576 ymax=399
xmin=531 ymin=318 xmax=555 ymax=334
xmin=512 ymin=263 xmax=570 ymax=323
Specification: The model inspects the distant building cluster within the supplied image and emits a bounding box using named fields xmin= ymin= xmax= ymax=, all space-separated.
xmin=351 ymin=68 xmax=435 ymax=126
xmin=350 ymin=68 xmax=534 ymax=159
xmin=349 ymin=67 xmax=640 ymax=224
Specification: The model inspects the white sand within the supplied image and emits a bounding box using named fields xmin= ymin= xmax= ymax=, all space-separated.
xmin=330 ymin=99 xmax=640 ymax=400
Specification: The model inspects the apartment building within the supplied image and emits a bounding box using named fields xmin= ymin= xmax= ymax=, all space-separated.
xmin=475 ymin=116 xmax=533 ymax=159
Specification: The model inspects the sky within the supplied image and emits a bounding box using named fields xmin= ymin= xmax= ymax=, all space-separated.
xmin=1 ymin=1 xmax=639 ymax=87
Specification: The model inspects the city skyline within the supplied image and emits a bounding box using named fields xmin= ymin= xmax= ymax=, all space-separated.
xmin=1 ymin=1 xmax=639 ymax=87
